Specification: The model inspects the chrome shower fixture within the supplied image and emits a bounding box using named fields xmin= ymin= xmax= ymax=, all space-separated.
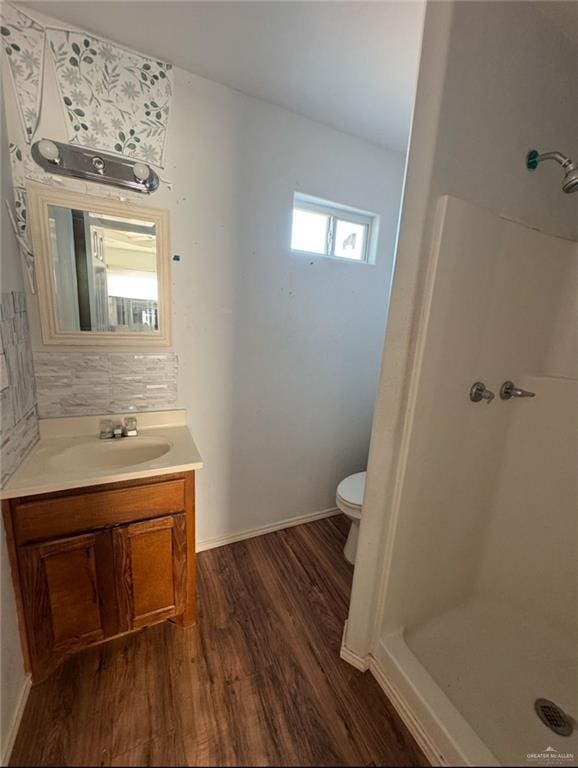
xmin=526 ymin=149 xmax=578 ymax=193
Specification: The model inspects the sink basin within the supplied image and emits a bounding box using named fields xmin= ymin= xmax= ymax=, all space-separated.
xmin=48 ymin=436 xmax=172 ymax=472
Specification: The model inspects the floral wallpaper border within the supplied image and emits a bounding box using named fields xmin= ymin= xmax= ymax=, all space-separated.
xmin=0 ymin=4 xmax=45 ymax=144
xmin=1 ymin=4 xmax=174 ymax=167
xmin=47 ymin=28 xmax=173 ymax=167
xmin=8 ymin=141 xmax=31 ymax=237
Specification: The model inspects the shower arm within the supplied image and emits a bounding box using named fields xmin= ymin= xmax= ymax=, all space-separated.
xmin=527 ymin=150 xmax=576 ymax=171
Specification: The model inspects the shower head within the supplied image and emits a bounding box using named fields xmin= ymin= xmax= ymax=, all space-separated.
xmin=562 ymin=166 xmax=578 ymax=194
xmin=526 ymin=149 xmax=578 ymax=193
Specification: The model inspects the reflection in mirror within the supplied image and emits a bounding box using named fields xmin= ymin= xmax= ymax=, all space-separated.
xmin=47 ymin=205 xmax=159 ymax=334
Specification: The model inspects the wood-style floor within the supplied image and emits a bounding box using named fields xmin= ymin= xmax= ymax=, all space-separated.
xmin=10 ymin=515 xmax=427 ymax=767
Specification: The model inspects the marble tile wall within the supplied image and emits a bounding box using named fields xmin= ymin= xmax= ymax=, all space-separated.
xmin=33 ymin=351 xmax=178 ymax=418
xmin=0 ymin=291 xmax=39 ymax=486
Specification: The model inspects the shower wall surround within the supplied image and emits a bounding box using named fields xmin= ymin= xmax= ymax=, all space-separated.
xmin=1 ymin=2 xmax=177 ymax=416
xmin=0 ymin=291 xmax=39 ymax=485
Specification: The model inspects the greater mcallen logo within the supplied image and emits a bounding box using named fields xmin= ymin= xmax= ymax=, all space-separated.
xmin=526 ymin=746 xmax=575 ymax=762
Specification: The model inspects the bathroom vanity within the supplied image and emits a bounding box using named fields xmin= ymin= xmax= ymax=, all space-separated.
xmin=1 ymin=411 xmax=203 ymax=683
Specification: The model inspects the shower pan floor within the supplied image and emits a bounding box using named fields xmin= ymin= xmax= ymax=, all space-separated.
xmin=405 ymin=597 xmax=577 ymax=766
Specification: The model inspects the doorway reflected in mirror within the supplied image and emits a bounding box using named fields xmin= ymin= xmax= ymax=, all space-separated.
xmin=48 ymin=206 xmax=159 ymax=334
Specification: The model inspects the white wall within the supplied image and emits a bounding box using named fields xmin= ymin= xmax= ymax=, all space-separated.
xmin=168 ymin=72 xmax=405 ymax=543
xmin=0 ymin=107 xmax=28 ymax=763
xmin=4 ymin=4 xmax=405 ymax=546
xmin=346 ymin=0 xmax=578 ymax=658
xmin=432 ymin=1 xmax=578 ymax=243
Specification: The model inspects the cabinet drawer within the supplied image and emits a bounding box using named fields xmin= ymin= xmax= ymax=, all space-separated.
xmin=13 ymin=479 xmax=186 ymax=544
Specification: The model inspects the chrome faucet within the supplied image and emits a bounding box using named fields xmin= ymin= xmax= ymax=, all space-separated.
xmin=99 ymin=417 xmax=138 ymax=439
xmin=499 ymin=381 xmax=535 ymax=400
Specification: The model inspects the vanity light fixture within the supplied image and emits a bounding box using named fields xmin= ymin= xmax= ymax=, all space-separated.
xmin=31 ymin=138 xmax=160 ymax=194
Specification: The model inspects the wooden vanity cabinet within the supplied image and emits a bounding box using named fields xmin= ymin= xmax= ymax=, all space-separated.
xmin=2 ymin=471 xmax=195 ymax=683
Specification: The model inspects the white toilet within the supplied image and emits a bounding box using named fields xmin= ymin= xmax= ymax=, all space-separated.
xmin=336 ymin=471 xmax=366 ymax=564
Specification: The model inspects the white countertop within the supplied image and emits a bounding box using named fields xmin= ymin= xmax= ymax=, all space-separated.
xmin=1 ymin=409 xmax=203 ymax=500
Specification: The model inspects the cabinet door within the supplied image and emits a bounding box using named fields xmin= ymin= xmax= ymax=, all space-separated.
xmin=113 ymin=514 xmax=187 ymax=631
xmin=20 ymin=532 xmax=107 ymax=678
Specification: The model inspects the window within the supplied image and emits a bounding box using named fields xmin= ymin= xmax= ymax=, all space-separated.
xmin=291 ymin=193 xmax=378 ymax=263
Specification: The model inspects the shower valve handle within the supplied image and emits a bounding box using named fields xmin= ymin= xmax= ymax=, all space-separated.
xmin=500 ymin=381 xmax=535 ymax=400
xmin=469 ymin=381 xmax=495 ymax=404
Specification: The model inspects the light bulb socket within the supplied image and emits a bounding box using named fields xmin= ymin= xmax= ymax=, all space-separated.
xmin=133 ymin=162 xmax=151 ymax=182
xmin=37 ymin=139 xmax=60 ymax=164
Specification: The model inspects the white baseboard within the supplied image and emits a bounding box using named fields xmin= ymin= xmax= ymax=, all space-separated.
xmin=196 ymin=507 xmax=340 ymax=552
xmin=339 ymin=620 xmax=370 ymax=671
xmin=1 ymin=676 xmax=31 ymax=766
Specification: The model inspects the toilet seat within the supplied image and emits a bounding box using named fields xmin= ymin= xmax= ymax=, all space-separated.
xmin=336 ymin=496 xmax=362 ymax=519
xmin=336 ymin=471 xmax=366 ymax=519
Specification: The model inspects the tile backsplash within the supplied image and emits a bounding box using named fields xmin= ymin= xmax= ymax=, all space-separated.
xmin=33 ymin=351 xmax=178 ymax=418
xmin=1 ymin=291 xmax=39 ymax=485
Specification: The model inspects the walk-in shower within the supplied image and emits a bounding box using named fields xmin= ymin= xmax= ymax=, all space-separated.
xmin=372 ymin=196 xmax=577 ymax=766
xmin=527 ymin=149 xmax=578 ymax=193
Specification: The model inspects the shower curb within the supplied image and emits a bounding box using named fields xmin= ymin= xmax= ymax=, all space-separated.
xmin=369 ymin=653 xmax=446 ymax=766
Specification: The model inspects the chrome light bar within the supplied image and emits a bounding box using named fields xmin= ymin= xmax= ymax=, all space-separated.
xmin=31 ymin=138 xmax=160 ymax=194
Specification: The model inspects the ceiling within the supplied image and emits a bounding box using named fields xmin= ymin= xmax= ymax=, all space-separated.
xmin=23 ymin=1 xmax=424 ymax=153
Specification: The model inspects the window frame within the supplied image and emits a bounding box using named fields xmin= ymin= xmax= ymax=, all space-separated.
xmin=291 ymin=193 xmax=379 ymax=264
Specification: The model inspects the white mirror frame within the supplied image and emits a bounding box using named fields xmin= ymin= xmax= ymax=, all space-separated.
xmin=27 ymin=184 xmax=171 ymax=346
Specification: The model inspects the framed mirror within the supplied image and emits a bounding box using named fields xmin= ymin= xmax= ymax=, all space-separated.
xmin=27 ymin=184 xmax=171 ymax=345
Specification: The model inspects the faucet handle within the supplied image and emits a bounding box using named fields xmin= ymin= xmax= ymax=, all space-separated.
xmin=99 ymin=419 xmax=114 ymax=439
xmin=500 ymin=380 xmax=536 ymax=399
xmin=123 ymin=416 xmax=138 ymax=437
xmin=469 ymin=381 xmax=495 ymax=404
